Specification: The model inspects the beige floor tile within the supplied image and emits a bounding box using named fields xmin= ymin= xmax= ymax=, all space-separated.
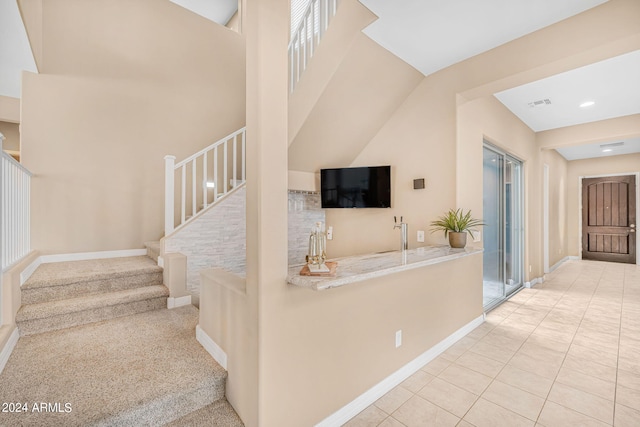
xmin=417 ymin=377 xmax=478 ymax=418
xmin=508 ymin=351 xmax=562 ymax=379
xmin=562 ymin=354 xmax=617 ymax=383
xmin=529 ymin=325 xmax=575 ymax=344
xmin=517 ymin=342 xmax=566 ymax=365
xmin=573 ymin=330 xmax=619 ymax=354
xmin=468 ymin=340 xmax=516 ymax=363
xmin=616 ymin=384 xmax=640 ymax=411
xmin=344 ymin=405 xmax=388 ymax=427
xmin=456 ymin=421 xmax=475 ymax=427
xmin=421 ymin=356 xmax=452 ymax=376
xmin=618 ymin=353 xmax=640 ymax=376
xmin=454 ymin=350 xmax=505 ymax=378
xmin=547 ymin=382 xmax=614 ymax=424
xmin=463 ymin=398 xmax=534 ymax=427
xmin=617 ymin=369 xmax=640 ymax=392
xmin=400 ymin=370 xmax=434 ymax=394
xmin=375 ymin=386 xmax=414 ymax=415
xmin=615 ymin=403 xmax=640 ymax=427
xmin=524 ymin=333 xmax=571 ymax=353
xmin=555 ymin=367 xmax=615 ymax=401
xmin=495 ymin=364 xmax=553 ymax=398
xmin=482 ymin=329 xmax=527 ymax=351
xmin=392 ymin=395 xmax=459 ymax=427
xmin=438 ymin=364 xmax=493 ymax=395
xmin=481 ymin=380 xmax=545 ymax=421
xmin=442 ymin=337 xmax=477 ymax=361
xmin=567 ymin=343 xmax=618 ymax=368
xmin=537 ymin=401 xmax=610 ymax=427
xmin=377 ymin=416 xmax=406 ymax=427
xmin=465 ymin=322 xmax=495 ymax=340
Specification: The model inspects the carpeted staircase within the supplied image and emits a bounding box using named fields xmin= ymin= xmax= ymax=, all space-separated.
xmin=16 ymin=256 xmax=168 ymax=336
xmin=2 ymin=255 xmax=243 ymax=426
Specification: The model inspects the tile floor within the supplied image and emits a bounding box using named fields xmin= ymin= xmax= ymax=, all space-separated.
xmin=344 ymin=260 xmax=640 ymax=427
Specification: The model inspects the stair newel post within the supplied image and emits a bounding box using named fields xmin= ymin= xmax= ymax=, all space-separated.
xmin=164 ymin=155 xmax=176 ymax=236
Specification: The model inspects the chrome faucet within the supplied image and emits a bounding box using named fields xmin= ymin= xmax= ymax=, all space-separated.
xmin=394 ymin=216 xmax=408 ymax=251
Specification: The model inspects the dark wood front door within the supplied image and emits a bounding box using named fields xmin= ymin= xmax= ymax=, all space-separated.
xmin=582 ymin=175 xmax=636 ymax=264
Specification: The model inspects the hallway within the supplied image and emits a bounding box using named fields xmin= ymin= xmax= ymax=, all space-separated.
xmin=346 ymin=260 xmax=640 ymax=426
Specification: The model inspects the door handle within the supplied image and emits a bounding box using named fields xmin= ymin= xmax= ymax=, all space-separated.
xmin=630 ymin=224 xmax=635 ymax=228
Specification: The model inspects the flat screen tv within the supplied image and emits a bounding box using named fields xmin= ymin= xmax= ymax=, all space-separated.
xmin=320 ymin=166 xmax=391 ymax=208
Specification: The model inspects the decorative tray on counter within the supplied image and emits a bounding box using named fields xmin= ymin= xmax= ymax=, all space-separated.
xmin=299 ymin=261 xmax=338 ymax=277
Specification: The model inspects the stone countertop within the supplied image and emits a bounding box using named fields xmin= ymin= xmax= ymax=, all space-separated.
xmin=287 ymin=245 xmax=483 ymax=291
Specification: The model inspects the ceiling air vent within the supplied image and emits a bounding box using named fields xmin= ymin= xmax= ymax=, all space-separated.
xmin=600 ymin=141 xmax=625 ymax=148
xmin=528 ymin=98 xmax=552 ymax=108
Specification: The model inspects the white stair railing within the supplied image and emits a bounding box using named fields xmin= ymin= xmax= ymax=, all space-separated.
xmin=165 ymin=127 xmax=246 ymax=235
xmin=289 ymin=0 xmax=339 ymax=93
xmin=0 ymin=134 xmax=32 ymax=271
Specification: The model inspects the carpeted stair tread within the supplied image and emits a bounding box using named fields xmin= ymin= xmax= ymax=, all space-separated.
xmin=16 ymin=285 xmax=169 ymax=322
xmin=165 ymin=399 xmax=244 ymax=426
xmin=145 ymin=241 xmax=161 ymax=263
xmin=0 ymin=306 xmax=229 ymax=426
xmin=22 ymin=256 xmax=162 ymax=290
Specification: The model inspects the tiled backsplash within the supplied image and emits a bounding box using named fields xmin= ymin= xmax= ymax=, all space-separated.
xmin=164 ymin=188 xmax=325 ymax=294
xmin=288 ymin=191 xmax=325 ymax=266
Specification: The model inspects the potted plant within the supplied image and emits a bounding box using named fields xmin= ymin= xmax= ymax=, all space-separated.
xmin=430 ymin=209 xmax=485 ymax=248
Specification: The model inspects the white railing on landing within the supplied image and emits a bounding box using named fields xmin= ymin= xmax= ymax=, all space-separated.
xmin=0 ymin=135 xmax=32 ymax=271
xmin=164 ymin=127 xmax=246 ymax=235
xmin=289 ymin=0 xmax=339 ymax=93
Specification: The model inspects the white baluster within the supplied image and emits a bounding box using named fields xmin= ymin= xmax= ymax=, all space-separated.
xmin=214 ymin=146 xmax=218 ymax=200
xmin=192 ymin=158 xmax=197 ymax=217
xmin=241 ymin=129 xmax=246 ymax=182
xmin=233 ymin=134 xmax=237 ymax=188
xmin=203 ymin=151 xmax=208 ymax=209
xmin=181 ymin=165 xmax=186 ymax=225
xmin=164 ymin=155 xmax=176 ymax=235
xmin=223 ymin=140 xmax=228 ymax=194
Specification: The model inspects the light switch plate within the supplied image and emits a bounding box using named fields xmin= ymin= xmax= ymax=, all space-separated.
xmin=417 ymin=230 xmax=425 ymax=242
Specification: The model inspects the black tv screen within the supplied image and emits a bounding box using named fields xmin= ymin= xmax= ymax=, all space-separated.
xmin=321 ymin=166 xmax=391 ymax=208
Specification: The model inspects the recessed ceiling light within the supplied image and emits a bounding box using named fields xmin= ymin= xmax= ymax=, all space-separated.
xmin=602 ymin=148 xmax=613 ymax=152
xmin=580 ymin=101 xmax=595 ymax=108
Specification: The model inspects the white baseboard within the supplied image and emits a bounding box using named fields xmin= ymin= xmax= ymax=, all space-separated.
xmin=548 ymin=256 xmax=579 ymax=274
xmin=0 ymin=327 xmax=19 ymax=375
xmin=315 ymin=315 xmax=485 ymax=427
xmin=525 ymin=276 xmax=545 ymax=288
xmin=167 ymin=295 xmax=192 ymax=309
xmin=196 ymin=325 xmax=227 ymax=370
xmin=20 ymin=257 xmax=41 ymax=286
xmin=40 ymin=249 xmax=148 ymax=264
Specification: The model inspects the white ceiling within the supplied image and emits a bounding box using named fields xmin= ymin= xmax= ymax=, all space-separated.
xmin=359 ymin=0 xmax=608 ymax=77
xmin=494 ymin=50 xmax=640 ymax=132
xmin=556 ymin=137 xmax=640 ymax=161
xmin=0 ymin=0 xmax=37 ymax=99
xmin=169 ymin=0 xmax=237 ymax=26
xmin=358 ymin=0 xmax=639 ymax=162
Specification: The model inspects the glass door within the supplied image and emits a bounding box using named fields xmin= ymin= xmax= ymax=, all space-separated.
xmin=482 ymin=143 xmax=524 ymax=310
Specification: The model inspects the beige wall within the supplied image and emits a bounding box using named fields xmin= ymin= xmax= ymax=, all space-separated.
xmin=0 ymin=121 xmax=20 ymax=152
xmin=457 ymin=96 xmax=542 ymax=281
xmin=201 ymin=254 xmax=482 ymax=427
xmin=566 ymin=153 xmax=640 ymax=258
xmin=19 ymin=0 xmax=246 ymax=254
xmin=542 ymin=150 xmax=569 ymax=268
xmin=0 ymin=96 xmax=20 ymax=123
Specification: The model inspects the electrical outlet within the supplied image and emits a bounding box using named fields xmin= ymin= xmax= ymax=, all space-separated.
xmin=327 ymin=226 xmax=333 ymax=240
xmin=471 ymin=230 xmax=481 ymax=242
xmin=395 ymin=330 xmax=402 ymax=348
xmin=417 ymin=230 xmax=425 ymax=243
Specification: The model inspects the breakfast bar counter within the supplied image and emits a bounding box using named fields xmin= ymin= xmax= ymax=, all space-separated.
xmin=287 ymin=245 xmax=483 ymax=291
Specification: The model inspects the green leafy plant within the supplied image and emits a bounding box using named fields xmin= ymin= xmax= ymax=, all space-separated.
xmin=430 ymin=209 xmax=485 ymax=237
